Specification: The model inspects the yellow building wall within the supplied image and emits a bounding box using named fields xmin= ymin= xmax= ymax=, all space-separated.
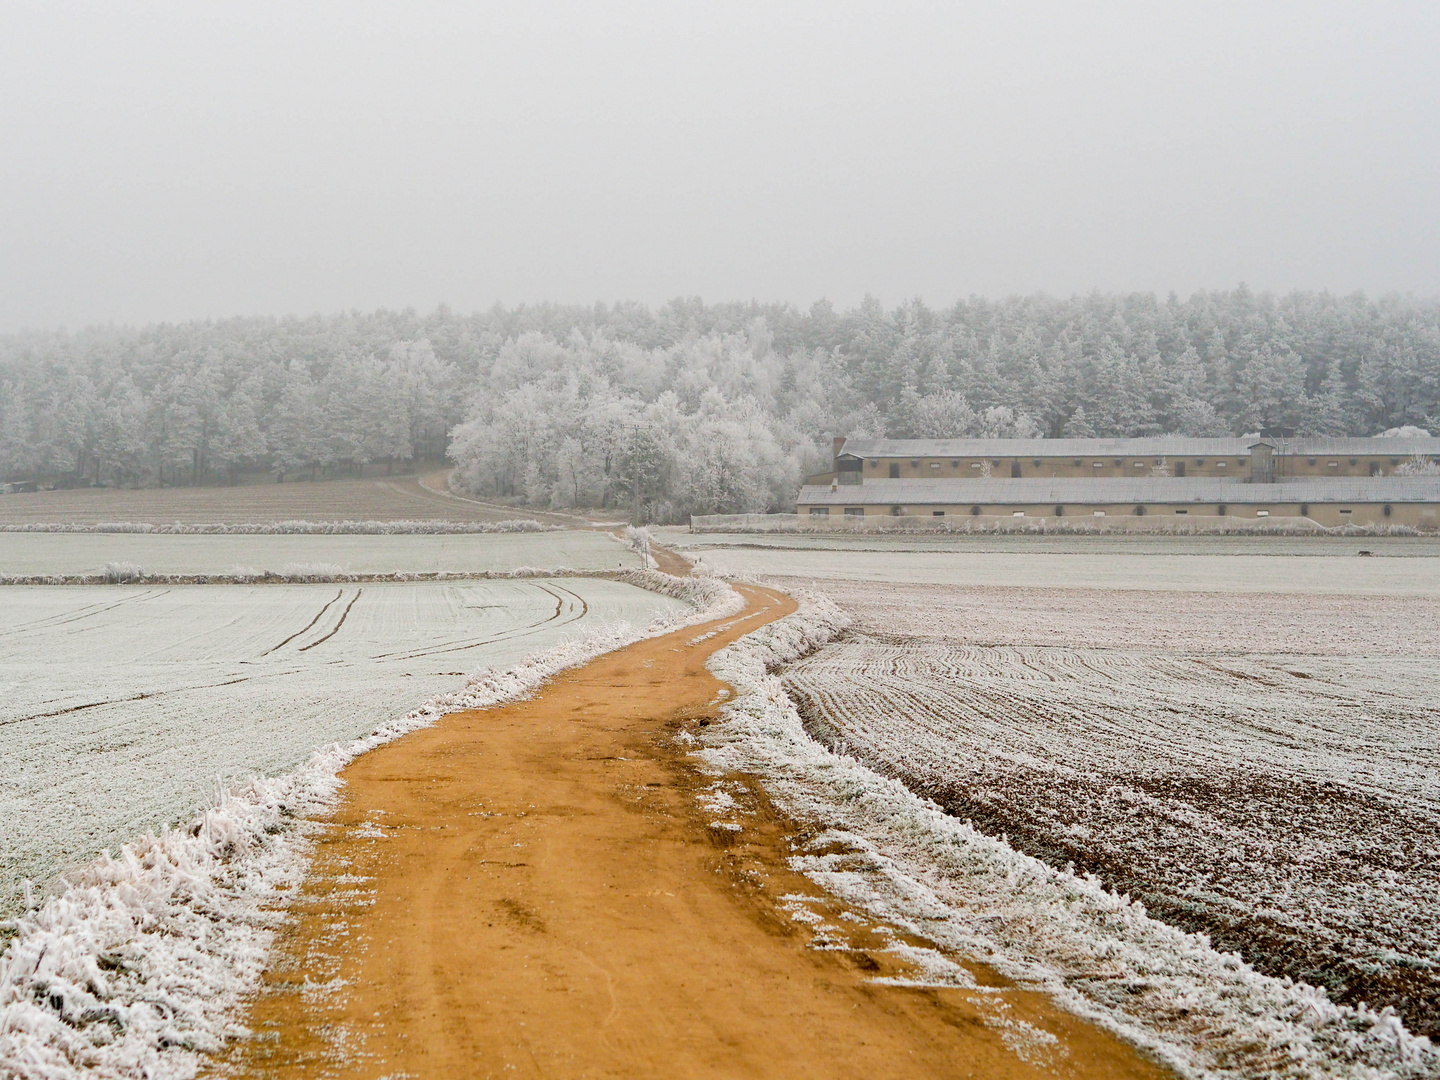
xmin=1273 ymin=455 xmax=1430 ymax=478
xmin=861 ymin=456 xmax=1253 ymax=479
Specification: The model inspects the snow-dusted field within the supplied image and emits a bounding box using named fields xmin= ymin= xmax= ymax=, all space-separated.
xmin=784 ymin=639 xmax=1440 ymax=1034
xmin=684 ymin=543 xmax=1440 ymax=595
xmin=661 ymin=528 xmax=1440 ymax=557
xmin=693 ymin=545 xmax=1440 ymax=1059
xmin=0 ymin=579 xmax=685 ymax=912
xmin=0 ymin=529 xmax=636 ymax=577
xmin=804 ymin=578 xmax=1440 ymax=655
xmin=703 ymin=597 xmax=1439 ymax=1080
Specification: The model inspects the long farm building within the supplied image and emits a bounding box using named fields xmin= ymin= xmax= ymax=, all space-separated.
xmin=796 ymin=436 xmax=1440 ymax=527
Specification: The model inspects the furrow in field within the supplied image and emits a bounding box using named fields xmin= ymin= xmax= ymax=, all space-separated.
xmin=783 ymin=637 xmax=1440 ymax=1035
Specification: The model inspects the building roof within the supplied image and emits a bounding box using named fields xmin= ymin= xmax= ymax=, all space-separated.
xmin=836 ymin=436 xmax=1440 ymax=460
xmin=798 ymin=477 xmax=1440 ymax=506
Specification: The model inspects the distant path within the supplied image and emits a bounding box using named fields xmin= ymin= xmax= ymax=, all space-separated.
xmin=416 ymin=469 xmax=590 ymax=527
xmin=226 ymin=560 xmax=1170 ymax=1080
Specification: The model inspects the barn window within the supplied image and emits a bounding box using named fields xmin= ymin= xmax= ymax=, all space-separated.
xmin=889 ymin=464 xmax=900 ymax=478
xmin=933 ymin=510 xmax=945 ymax=517
xmin=1114 ymin=458 xmax=1124 ymax=466
xmin=1175 ymin=461 xmax=1186 ymax=477
xmin=1092 ymin=461 xmax=1104 ymax=468
xmin=1175 ymin=509 xmax=1188 ymax=515
xmin=1010 ymin=462 xmax=1022 ymax=478
xmin=1328 ymin=461 xmax=1339 ymax=468
xmin=844 ymin=507 xmax=864 ymax=516
xmin=951 ymin=459 xmax=959 ymax=467
xmin=1012 ymin=511 xmax=1025 ymax=517
xmin=929 ymin=462 xmax=940 ymax=469
xmin=891 ymin=505 xmax=903 ymax=516
xmin=1257 ymin=510 xmax=1270 ymax=517
xmin=1349 ymin=457 xmax=1358 ymax=465
xmin=991 ymin=459 xmax=1001 ymax=466
xmin=1133 ymin=461 xmax=1145 ymax=468
xmin=1033 ymin=458 xmax=1042 ymax=466
xmin=868 ymin=459 xmax=878 ymax=467
xmin=910 ymin=458 xmax=919 ymax=466
xmin=1307 ymin=457 xmax=1317 ymax=465
xmin=1054 ymin=505 xmax=1064 ymax=516
xmin=1134 ymin=505 xmax=1146 ymax=516
xmin=1370 ymin=462 xmax=1381 ymax=476
xmin=1339 ymin=508 xmax=1352 ymax=515
xmin=1217 ymin=503 xmax=1227 ymax=516
xmin=1092 ymin=510 xmax=1105 ymax=516
xmin=1300 ymin=503 xmax=1309 ymax=516
xmin=1391 ymin=457 xmax=1400 ymax=465
xmin=808 ymin=507 xmax=830 ymax=515
xmin=1216 ymin=461 xmax=1228 ymax=468
xmin=1384 ymin=504 xmax=1393 ymax=517
xmin=1073 ymin=458 xmax=1082 ymax=466
xmin=1196 ymin=458 xmax=1205 ymax=465
xmin=970 ymin=462 xmax=981 ymax=469
xmin=970 ymin=504 xmax=982 ymax=516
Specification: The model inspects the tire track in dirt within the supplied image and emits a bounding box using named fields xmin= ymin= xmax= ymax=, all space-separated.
xmin=297 ymin=589 xmax=364 ymax=652
xmin=261 ymin=589 xmax=344 ymax=655
xmin=0 ymin=588 xmax=167 ymax=639
xmin=376 ymin=581 xmax=596 ymax=664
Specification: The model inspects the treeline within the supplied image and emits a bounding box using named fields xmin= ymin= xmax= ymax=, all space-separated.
xmin=2 ymin=288 xmax=1438 ymax=520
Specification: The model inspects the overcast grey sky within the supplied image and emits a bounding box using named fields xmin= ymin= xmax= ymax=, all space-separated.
xmin=2 ymin=1 xmax=1437 ymax=330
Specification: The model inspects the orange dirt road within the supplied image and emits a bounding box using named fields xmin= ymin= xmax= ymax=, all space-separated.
xmin=226 ymin=579 xmax=1171 ymax=1080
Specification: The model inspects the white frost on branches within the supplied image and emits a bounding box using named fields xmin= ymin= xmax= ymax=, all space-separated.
xmin=1395 ymin=455 xmax=1440 ymax=477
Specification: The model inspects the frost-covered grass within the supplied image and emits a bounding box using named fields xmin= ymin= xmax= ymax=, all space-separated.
xmin=0 ymin=570 xmax=741 ymax=1079
xmin=801 ymin=578 xmax=1440 ymax=656
xmin=0 ymin=579 xmax=685 ymax=913
xmin=785 ymin=639 xmax=1440 ymax=1034
xmin=0 ymin=530 xmax=638 ymax=579
xmin=701 ymin=597 xmax=1440 ymax=1080
xmin=684 ymin=545 xmax=1440 ymax=595
xmin=659 ymin=527 xmax=1440 ymax=558
xmin=688 ymin=512 xmax=1435 ymax=536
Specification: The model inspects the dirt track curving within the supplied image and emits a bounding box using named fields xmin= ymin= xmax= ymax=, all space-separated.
xmin=224 ymin=574 xmax=1172 ymax=1080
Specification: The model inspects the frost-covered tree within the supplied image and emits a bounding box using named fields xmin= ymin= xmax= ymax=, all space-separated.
xmin=2 ymin=288 xmax=1439 ymax=505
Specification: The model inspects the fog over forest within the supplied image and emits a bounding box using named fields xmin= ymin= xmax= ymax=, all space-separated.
xmin=3 ymin=287 xmax=1439 ymax=521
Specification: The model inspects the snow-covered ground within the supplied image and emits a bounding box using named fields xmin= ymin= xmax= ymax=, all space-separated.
xmin=703 ymin=596 xmax=1440 ymax=1080
xmin=0 ymin=570 xmax=742 ymax=1079
xmin=680 ymin=542 xmax=1440 ymax=595
xmin=659 ymin=528 xmax=1440 ymax=557
xmin=0 ymin=529 xmax=638 ymax=577
xmin=0 ymin=579 xmax=683 ymax=913
xmin=784 ymin=638 xmax=1440 ymax=1033
xmin=801 ymin=578 xmax=1440 ymax=655
xmin=680 ymin=543 xmax=1440 ymax=1073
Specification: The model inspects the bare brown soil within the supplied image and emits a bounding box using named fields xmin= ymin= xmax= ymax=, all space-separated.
xmin=0 ymin=472 xmax=576 ymax=526
xmin=223 ymin=580 xmax=1172 ymax=1080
